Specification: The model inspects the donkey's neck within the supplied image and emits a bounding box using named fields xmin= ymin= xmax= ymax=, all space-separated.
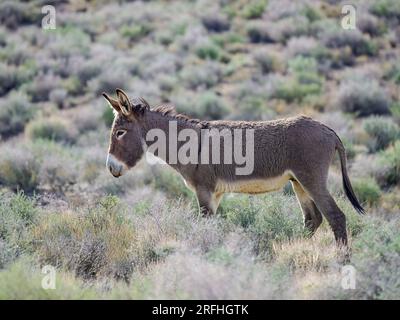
xmin=139 ymin=110 xmax=201 ymax=174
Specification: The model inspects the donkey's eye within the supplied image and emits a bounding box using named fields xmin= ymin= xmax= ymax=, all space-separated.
xmin=115 ymin=130 xmax=127 ymax=139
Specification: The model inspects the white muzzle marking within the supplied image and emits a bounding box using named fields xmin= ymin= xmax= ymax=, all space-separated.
xmin=106 ymin=154 xmax=128 ymax=177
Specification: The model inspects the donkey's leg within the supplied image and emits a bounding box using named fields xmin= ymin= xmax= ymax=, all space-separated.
xmin=291 ymin=180 xmax=323 ymax=237
xmin=314 ymin=193 xmax=347 ymax=246
xmin=304 ymin=187 xmax=348 ymax=247
xmin=293 ymin=168 xmax=348 ymax=246
xmin=196 ymin=188 xmax=220 ymax=216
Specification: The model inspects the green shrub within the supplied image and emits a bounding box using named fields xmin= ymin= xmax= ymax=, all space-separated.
xmin=379 ymin=141 xmax=400 ymax=186
xmin=120 ymin=24 xmax=152 ymax=42
xmin=353 ymin=177 xmax=381 ymax=207
xmin=363 ymin=116 xmax=400 ymax=152
xmin=102 ymin=107 xmax=115 ymax=127
xmin=243 ymin=0 xmax=267 ymax=19
xmin=196 ymin=92 xmax=229 ymax=120
xmin=370 ymin=0 xmax=400 ymax=19
xmin=0 ymin=1 xmax=40 ymax=29
xmin=321 ymin=28 xmax=377 ymax=56
xmin=349 ymin=218 xmax=400 ymax=299
xmin=0 ymin=146 xmax=40 ymax=193
xmin=337 ymin=79 xmax=391 ymax=117
xmin=253 ymin=49 xmax=279 ymax=74
xmin=196 ymin=44 xmax=221 ymax=61
xmin=250 ymin=194 xmax=304 ymax=257
xmin=273 ymin=56 xmax=323 ymax=103
xmin=0 ymin=259 xmax=97 ymax=299
xmin=0 ymin=92 xmax=35 ymax=138
xmin=0 ymin=191 xmax=38 ymax=267
xmin=152 ymin=168 xmax=193 ymax=199
xmin=220 ymin=195 xmax=258 ymax=228
xmin=222 ymin=194 xmax=303 ymax=258
xmin=0 ymin=61 xmax=37 ymax=96
xmin=180 ymin=63 xmax=222 ymax=90
xmin=25 ymin=117 xmax=77 ymax=144
xmin=390 ymin=102 xmax=400 ymax=122
xmin=273 ymin=80 xmax=321 ymax=103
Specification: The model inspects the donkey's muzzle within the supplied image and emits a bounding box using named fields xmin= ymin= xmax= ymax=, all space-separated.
xmin=106 ymin=154 xmax=126 ymax=178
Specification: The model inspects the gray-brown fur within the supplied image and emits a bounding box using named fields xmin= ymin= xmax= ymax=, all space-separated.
xmin=103 ymin=89 xmax=364 ymax=247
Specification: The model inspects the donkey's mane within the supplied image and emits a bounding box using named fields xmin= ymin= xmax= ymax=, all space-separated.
xmin=150 ymin=104 xmax=208 ymax=127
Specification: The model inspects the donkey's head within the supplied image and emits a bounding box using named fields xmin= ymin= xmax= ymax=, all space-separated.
xmin=102 ymin=89 xmax=149 ymax=178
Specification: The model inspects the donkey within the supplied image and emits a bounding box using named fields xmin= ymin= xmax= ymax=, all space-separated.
xmin=102 ymin=89 xmax=364 ymax=247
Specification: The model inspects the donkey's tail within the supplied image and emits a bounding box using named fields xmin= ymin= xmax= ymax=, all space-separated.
xmin=335 ymin=137 xmax=365 ymax=215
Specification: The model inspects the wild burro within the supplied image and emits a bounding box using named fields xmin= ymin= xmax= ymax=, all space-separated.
xmin=103 ymin=89 xmax=364 ymax=248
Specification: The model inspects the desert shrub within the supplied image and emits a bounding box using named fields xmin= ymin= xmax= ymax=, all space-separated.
xmin=358 ymin=13 xmax=386 ymax=37
xmin=201 ymin=13 xmax=230 ymax=32
xmin=234 ymin=95 xmax=275 ymax=121
xmin=31 ymin=196 xmax=134 ymax=280
xmin=46 ymin=25 xmax=91 ymax=60
xmin=221 ymin=196 xmax=258 ymax=228
xmin=75 ymin=61 xmax=102 ymax=86
xmin=250 ymin=195 xmax=304 ymax=257
xmin=0 ymin=260 xmax=97 ymax=299
xmin=352 ymin=177 xmax=381 ymax=207
xmin=30 ymin=196 xmax=185 ymax=280
xmin=37 ymin=147 xmax=78 ymax=194
xmin=25 ymin=117 xmax=77 ymax=144
xmin=273 ymin=56 xmax=323 ymax=103
xmin=242 ymin=0 xmax=267 ymax=19
xmin=272 ymin=233 xmax=337 ymax=273
xmin=325 ymin=217 xmax=400 ymax=299
xmin=0 ymin=192 xmax=38 ymax=268
xmin=180 ymin=62 xmax=222 ymax=90
xmin=363 ymin=117 xmax=400 ymax=152
xmin=385 ymin=62 xmax=400 ymax=85
xmin=247 ymin=22 xmax=275 ymax=43
xmin=120 ymin=24 xmax=152 ymax=42
xmin=88 ymin=68 xmax=131 ymax=95
xmin=196 ymin=92 xmax=229 ymax=120
xmin=253 ymin=49 xmax=280 ymax=74
xmin=102 ymin=107 xmax=115 ymax=127
xmin=319 ymin=26 xmax=377 ymax=56
xmin=379 ymin=141 xmax=400 ymax=186
xmin=370 ymin=0 xmax=400 ymax=20
xmin=0 ymin=61 xmax=36 ymax=96
xmin=273 ymin=80 xmax=321 ymax=103
xmin=62 ymin=76 xmax=84 ymax=96
xmin=274 ymin=16 xmax=310 ymax=43
xmin=49 ymin=88 xmax=67 ymax=109
xmin=196 ymin=43 xmax=221 ymax=61
xmin=25 ymin=74 xmax=61 ymax=102
xmin=390 ymin=102 xmax=400 ymax=123
xmin=0 ymin=192 xmax=37 ymax=231
xmin=152 ymin=167 xmax=193 ymax=199
xmin=0 ymin=1 xmax=40 ymax=29
xmin=302 ymin=4 xmax=322 ymax=22
xmin=0 ymin=146 xmax=40 ymax=193
xmin=285 ymin=36 xmax=319 ymax=58
xmin=0 ymin=92 xmax=35 ymax=138
xmin=337 ymin=79 xmax=391 ymax=117
xmin=222 ymin=194 xmax=303 ymax=258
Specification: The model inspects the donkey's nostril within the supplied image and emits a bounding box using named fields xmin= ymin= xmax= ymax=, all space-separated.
xmin=106 ymin=154 xmax=124 ymax=178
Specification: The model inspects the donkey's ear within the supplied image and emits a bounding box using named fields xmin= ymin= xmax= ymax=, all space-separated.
xmin=116 ymin=88 xmax=132 ymax=117
xmin=102 ymin=92 xmax=121 ymax=112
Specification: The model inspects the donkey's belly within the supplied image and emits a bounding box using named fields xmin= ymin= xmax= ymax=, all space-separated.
xmin=215 ymin=172 xmax=292 ymax=194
